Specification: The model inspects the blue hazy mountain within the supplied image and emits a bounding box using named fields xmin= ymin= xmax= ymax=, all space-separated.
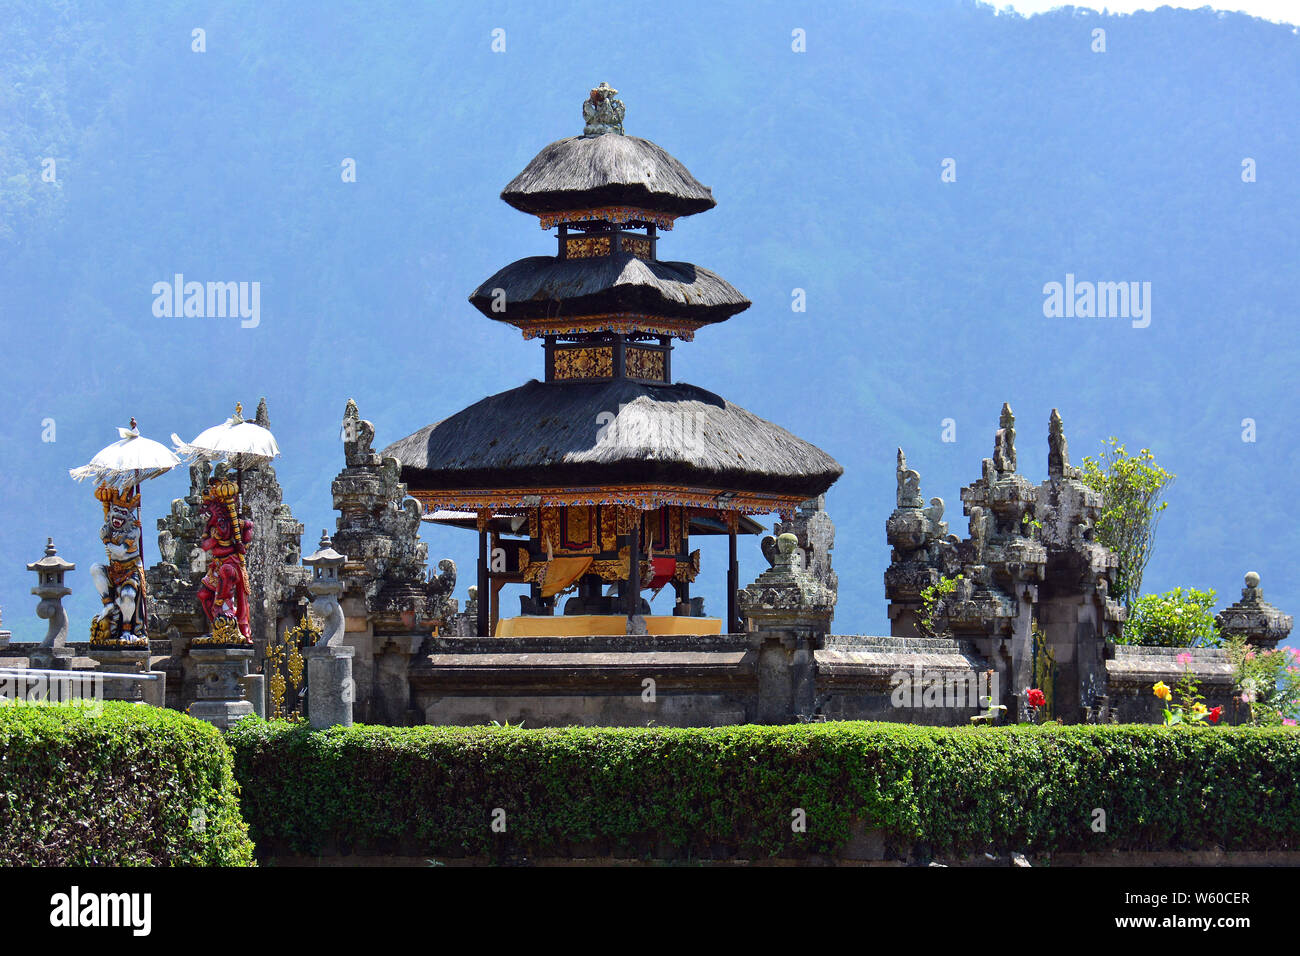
xmin=1 ymin=1 xmax=1296 ymax=646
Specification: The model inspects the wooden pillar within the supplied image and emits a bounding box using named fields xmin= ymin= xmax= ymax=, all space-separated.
xmin=614 ymin=334 xmax=627 ymax=379
xmin=477 ymin=530 xmax=489 ymax=637
xmin=627 ymin=520 xmax=641 ymax=619
xmin=727 ymin=524 xmax=738 ymax=634
xmin=490 ymin=578 xmax=506 ymax=635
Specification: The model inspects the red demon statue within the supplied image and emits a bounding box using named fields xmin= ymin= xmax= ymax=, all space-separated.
xmin=196 ymin=477 xmax=255 ymax=644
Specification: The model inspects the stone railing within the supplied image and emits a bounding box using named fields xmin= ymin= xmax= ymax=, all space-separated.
xmin=0 ymin=665 xmax=166 ymax=709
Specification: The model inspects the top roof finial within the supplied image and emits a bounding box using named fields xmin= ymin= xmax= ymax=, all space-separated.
xmin=583 ymin=82 xmax=625 ymax=137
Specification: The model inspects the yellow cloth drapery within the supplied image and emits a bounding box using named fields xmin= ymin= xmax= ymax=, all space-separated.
xmin=537 ymin=556 xmax=593 ymax=598
xmin=496 ymin=615 xmax=723 ymax=637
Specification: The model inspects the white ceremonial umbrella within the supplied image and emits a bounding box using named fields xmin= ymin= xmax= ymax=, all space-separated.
xmin=70 ymin=418 xmax=182 ymax=489
xmin=70 ymin=418 xmax=181 ymax=573
xmin=172 ymin=402 xmax=281 ymax=517
xmin=172 ymin=402 xmax=280 ymax=470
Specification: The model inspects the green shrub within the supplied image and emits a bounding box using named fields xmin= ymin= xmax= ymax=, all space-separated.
xmin=1120 ymin=587 xmax=1220 ymax=647
xmin=228 ymin=719 xmax=1300 ymax=860
xmin=0 ymin=702 xmax=255 ymax=865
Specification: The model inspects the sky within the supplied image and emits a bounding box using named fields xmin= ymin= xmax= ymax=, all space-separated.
xmin=1 ymin=0 xmax=1296 ymax=657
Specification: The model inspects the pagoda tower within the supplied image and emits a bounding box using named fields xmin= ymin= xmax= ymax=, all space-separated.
xmin=384 ymin=83 xmax=841 ymax=637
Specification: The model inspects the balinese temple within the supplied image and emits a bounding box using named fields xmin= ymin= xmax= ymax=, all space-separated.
xmin=384 ymin=83 xmax=842 ymax=638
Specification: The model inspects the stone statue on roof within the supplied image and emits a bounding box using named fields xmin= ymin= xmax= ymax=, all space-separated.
xmin=583 ymin=82 xmax=625 ymax=136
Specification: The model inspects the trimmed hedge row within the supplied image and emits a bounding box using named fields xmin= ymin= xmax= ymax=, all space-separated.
xmin=227 ymin=719 xmax=1300 ymax=860
xmin=0 ymin=702 xmax=255 ymax=866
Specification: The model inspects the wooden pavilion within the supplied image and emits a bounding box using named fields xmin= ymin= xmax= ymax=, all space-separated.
xmin=383 ymin=84 xmax=841 ymax=637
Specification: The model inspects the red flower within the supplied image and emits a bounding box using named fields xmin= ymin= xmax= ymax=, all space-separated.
xmin=1208 ymin=706 xmax=1222 ymax=724
xmin=1027 ymin=688 xmax=1046 ymax=708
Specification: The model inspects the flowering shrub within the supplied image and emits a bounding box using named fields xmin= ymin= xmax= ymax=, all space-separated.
xmin=1227 ymin=638 xmax=1300 ymax=727
xmin=1154 ymin=656 xmax=1220 ymax=726
xmin=1122 ymin=587 xmax=1220 ymax=647
xmin=1024 ymin=688 xmax=1046 ymax=724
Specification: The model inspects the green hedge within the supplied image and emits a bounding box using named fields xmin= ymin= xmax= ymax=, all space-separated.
xmin=227 ymin=720 xmax=1300 ymax=861
xmin=0 ymin=702 xmax=255 ymax=866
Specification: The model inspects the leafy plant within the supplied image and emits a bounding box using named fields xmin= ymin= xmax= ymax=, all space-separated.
xmin=1080 ymin=439 xmax=1174 ymax=611
xmin=919 ymin=574 xmax=960 ymax=638
xmin=1225 ymin=637 xmax=1300 ymax=726
xmin=1121 ymin=587 xmax=1220 ymax=647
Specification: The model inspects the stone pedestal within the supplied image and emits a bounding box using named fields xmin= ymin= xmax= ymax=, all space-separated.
xmin=30 ymin=646 xmax=74 ymax=671
xmin=737 ymin=533 xmax=835 ymax=723
xmin=88 ymin=647 xmax=165 ymax=705
xmin=304 ymin=645 xmax=354 ymax=729
xmin=188 ymin=646 xmax=255 ymax=729
xmin=238 ymin=673 xmax=266 ymax=718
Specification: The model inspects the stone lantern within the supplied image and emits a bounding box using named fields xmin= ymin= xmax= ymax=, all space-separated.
xmin=303 ymin=530 xmax=346 ymax=643
xmin=302 ymin=530 xmax=353 ymax=728
xmin=28 ymin=538 xmax=75 ymax=669
xmin=1215 ymin=572 xmax=1293 ymax=650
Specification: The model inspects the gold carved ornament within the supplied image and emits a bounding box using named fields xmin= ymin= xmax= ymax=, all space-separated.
xmin=618 ymin=234 xmax=653 ymax=259
xmin=673 ymin=549 xmax=702 ymax=584
xmin=565 ymin=236 xmax=611 ymax=259
xmin=625 ymin=347 xmax=665 ymax=381
xmin=266 ymin=614 xmax=318 ymax=720
xmin=553 ymin=346 xmax=614 ymax=380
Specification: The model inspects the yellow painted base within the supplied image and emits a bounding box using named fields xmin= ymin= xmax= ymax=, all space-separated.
xmin=495 ymin=614 xmax=722 ymax=637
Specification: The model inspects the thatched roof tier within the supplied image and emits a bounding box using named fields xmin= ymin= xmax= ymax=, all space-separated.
xmin=501 ymin=135 xmax=717 ymax=218
xmin=468 ymin=254 xmax=750 ymax=325
xmin=382 ymin=378 xmax=842 ymax=508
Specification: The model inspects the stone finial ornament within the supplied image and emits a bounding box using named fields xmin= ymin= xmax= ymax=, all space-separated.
xmin=342 ymin=398 xmax=380 ymax=467
xmin=774 ymin=495 xmax=838 ymax=600
xmin=738 ymin=532 xmax=835 ymax=631
xmin=583 ymin=82 xmax=625 ymax=136
xmin=923 ymin=497 xmax=947 ymax=537
xmin=896 ymin=447 xmax=923 ymax=509
xmin=1215 ymin=572 xmax=1293 ymax=650
xmin=993 ymin=403 xmax=1017 ymax=474
xmin=1047 ymin=408 xmax=1070 ymax=479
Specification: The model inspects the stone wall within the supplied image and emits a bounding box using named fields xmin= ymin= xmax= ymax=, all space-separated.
xmin=412 ymin=633 xmax=756 ymax=727
xmin=1105 ymin=645 xmax=1239 ymax=724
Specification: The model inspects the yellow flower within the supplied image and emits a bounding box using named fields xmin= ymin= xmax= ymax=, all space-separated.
xmin=1153 ymin=681 xmax=1172 ymax=701
xmin=1191 ymin=702 xmax=1207 ymax=715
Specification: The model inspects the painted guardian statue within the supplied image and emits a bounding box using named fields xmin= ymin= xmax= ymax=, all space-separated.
xmin=89 ymin=484 xmax=148 ymax=646
xmin=196 ymin=477 xmax=255 ymax=644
